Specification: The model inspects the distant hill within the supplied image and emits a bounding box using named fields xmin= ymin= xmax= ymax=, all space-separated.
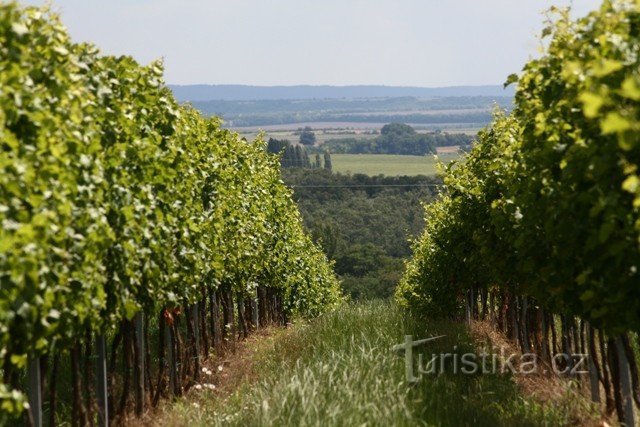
xmin=168 ymin=84 xmax=515 ymax=102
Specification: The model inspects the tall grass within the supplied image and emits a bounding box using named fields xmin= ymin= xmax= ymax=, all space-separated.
xmin=163 ymin=301 xmax=569 ymax=426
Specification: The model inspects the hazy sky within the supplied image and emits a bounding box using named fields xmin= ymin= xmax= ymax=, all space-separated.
xmin=21 ymin=0 xmax=601 ymax=86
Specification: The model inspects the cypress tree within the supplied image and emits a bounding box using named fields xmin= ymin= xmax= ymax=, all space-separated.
xmin=324 ymin=152 xmax=333 ymax=172
xmin=294 ymin=145 xmax=303 ymax=168
xmin=282 ymin=145 xmax=296 ymax=168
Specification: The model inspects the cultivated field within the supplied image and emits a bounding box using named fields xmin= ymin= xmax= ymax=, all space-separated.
xmin=239 ymin=129 xmax=380 ymax=146
xmin=331 ymin=152 xmax=460 ymax=176
xmin=237 ymin=125 xmax=480 ymax=141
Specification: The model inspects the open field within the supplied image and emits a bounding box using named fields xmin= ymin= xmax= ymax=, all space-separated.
xmin=330 ymin=152 xmax=460 ymax=176
xmin=236 ymin=123 xmax=482 ymax=137
xmin=233 ymin=121 xmax=485 ymax=132
xmin=237 ymin=128 xmax=480 ymax=147
xmin=238 ymin=129 xmax=380 ymax=146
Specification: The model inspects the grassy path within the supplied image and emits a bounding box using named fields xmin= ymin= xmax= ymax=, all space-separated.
xmin=154 ymin=301 xmax=574 ymax=426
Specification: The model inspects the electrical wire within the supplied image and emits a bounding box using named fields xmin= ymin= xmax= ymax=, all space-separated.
xmin=288 ymin=184 xmax=443 ymax=189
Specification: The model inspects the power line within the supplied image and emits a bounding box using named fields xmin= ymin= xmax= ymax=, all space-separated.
xmin=288 ymin=184 xmax=443 ymax=189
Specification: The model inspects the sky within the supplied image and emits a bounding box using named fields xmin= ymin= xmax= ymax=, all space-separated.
xmin=21 ymin=0 xmax=602 ymax=87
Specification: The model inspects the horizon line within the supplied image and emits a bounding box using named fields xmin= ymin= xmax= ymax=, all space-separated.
xmin=168 ymin=83 xmax=511 ymax=88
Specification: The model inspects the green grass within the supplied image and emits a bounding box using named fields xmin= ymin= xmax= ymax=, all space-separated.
xmin=330 ymin=153 xmax=459 ymax=176
xmin=163 ymin=301 xmax=576 ymax=426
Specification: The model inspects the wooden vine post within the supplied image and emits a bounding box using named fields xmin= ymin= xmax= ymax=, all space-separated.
xmin=166 ymin=321 xmax=177 ymax=395
xmin=27 ymin=357 xmax=42 ymax=427
xmin=615 ymin=337 xmax=636 ymax=427
xmin=191 ymin=303 xmax=200 ymax=380
xmin=252 ymin=289 xmax=259 ymax=328
xmin=96 ymin=335 xmax=109 ymax=427
xmin=587 ymin=326 xmax=601 ymax=404
xmin=135 ymin=312 xmax=145 ymax=416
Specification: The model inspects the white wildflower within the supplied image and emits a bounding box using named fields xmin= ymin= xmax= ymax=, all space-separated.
xmin=514 ymin=207 xmax=523 ymax=221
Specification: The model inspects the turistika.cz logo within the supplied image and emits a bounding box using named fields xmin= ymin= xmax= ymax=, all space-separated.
xmin=393 ymin=335 xmax=588 ymax=383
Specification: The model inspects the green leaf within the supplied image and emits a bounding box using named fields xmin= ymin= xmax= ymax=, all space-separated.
xmin=11 ymin=22 xmax=28 ymax=36
xmin=123 ymin=300 xmax=139 ymax=320
xmin=592 ymin=59 xmax=624 ymax=77
xmin=621 ymin=76 xmax=640 ymax=101
xmin=623 ymin=175 xmax=640 ymax=193
xmin=579 ymin=92 xmax=605 ymax=118
xmin=600 ymin=112 xmax=631 ymax=134
xmin=504 ymin=74 xmax=519 ymax=88
xmin=580 ymin=290 xmax=595 ymax=302
xmin=9 ymin=354 xmax=26 ymax=369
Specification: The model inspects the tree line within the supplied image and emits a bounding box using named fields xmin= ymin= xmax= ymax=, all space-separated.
xmin=267 ymin=138 xmax=332 ymax=171
xmin=322 ymin=123 xmax=473 ymax=155
xmin=397 ymin=2 xmax=640 ymax=425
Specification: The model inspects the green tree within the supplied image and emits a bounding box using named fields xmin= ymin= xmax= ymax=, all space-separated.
xmin=279 ymin=144 xmax=312 ymax=169
xmin=299 ymin=126 xmax=317 ymax=146
xmin=267 ymin=138 xmax=290 ymax=154
xmin=311 ymin=222 xmax=339 ymax=259
xmin=282 ymin=168 xmax=439 ymax=301
xmin=380 ymin=122 xmax=416 ymax=137
xmin=324 ymin=151 xmax=333 ymax=172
